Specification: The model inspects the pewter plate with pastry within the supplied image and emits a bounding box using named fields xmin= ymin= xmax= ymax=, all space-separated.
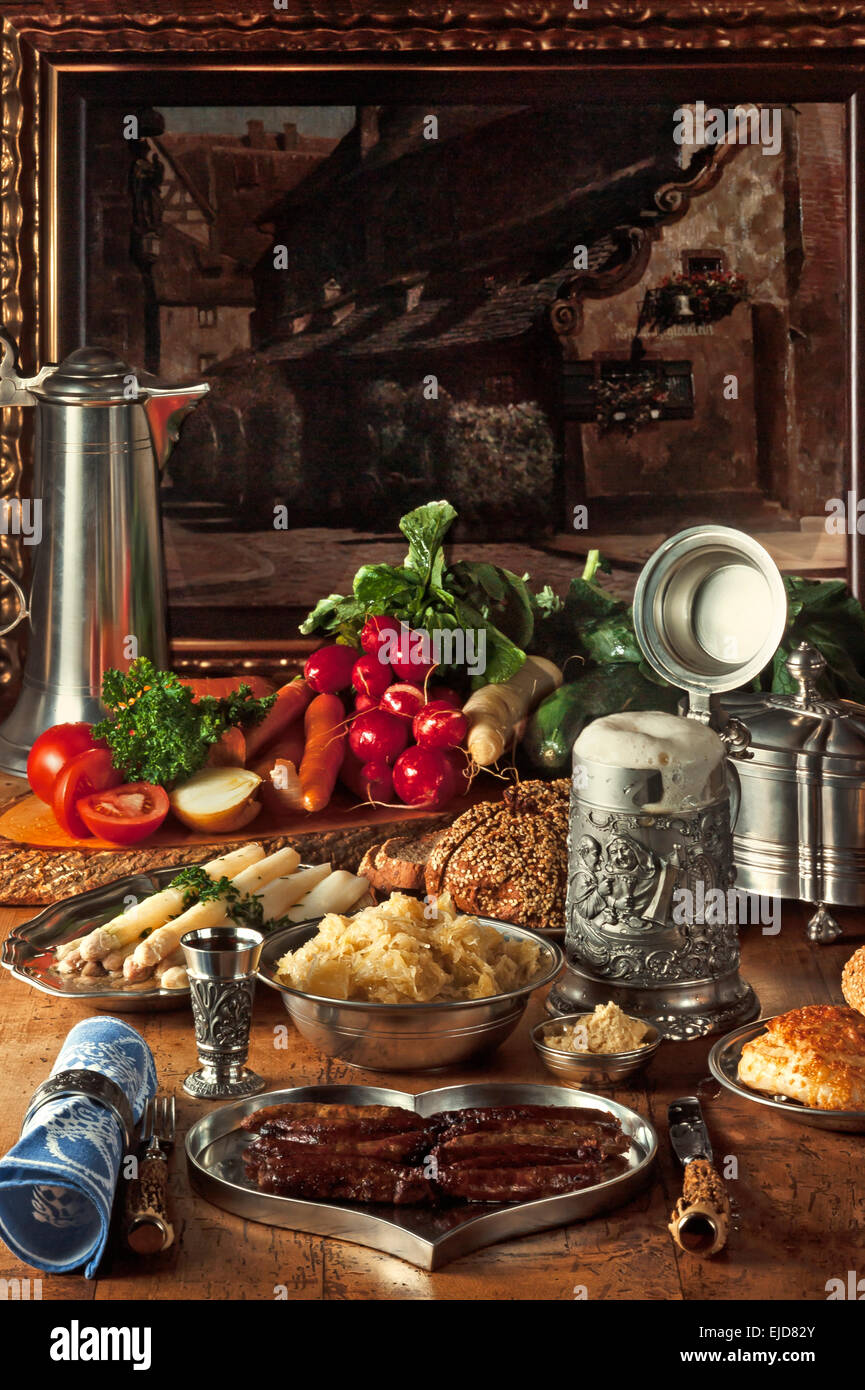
xmin=186 ymin=1082 xmax=657 ymax=1271
xmin=709 ymin=1015 xmax=865 ymax=1132
xmin=1 ymin=866 xmax=193 ymax=1012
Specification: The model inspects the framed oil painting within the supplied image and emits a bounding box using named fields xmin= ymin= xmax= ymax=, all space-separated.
xmin=0 ymin=6 xmax=857 ymax=689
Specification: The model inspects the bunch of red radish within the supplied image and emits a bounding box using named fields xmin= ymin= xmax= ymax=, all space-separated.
xmin=303 ymin=616 xmax=469 ymax=811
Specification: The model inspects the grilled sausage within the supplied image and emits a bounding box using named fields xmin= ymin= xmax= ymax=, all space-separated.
xmin=248 ymin=1152 xmax=434 ymax=1206
xmin=434 ymin=1123 xmax=629 ymax=1160
xmin=434 ymin=1105 xmax=622 ymax=1136
xmin=435 ymin=1160 xmax=626 ymax=1202
xmin=241 ymin=1103 xmax=423 ymax=1135
xmin=247 ymin=1128 xmax=435 ymax=1164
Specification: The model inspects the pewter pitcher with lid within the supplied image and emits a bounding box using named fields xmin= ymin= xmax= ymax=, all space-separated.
xmin=0 ymin=333 xmax=208 ymax=775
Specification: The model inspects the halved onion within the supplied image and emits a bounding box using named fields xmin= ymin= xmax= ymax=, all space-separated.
xmin=169 ymin=766 xmax=262 ymax=833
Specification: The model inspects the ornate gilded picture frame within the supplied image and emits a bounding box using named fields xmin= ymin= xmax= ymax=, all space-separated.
xmin=2 ymin=1 xmax=865 ymax=697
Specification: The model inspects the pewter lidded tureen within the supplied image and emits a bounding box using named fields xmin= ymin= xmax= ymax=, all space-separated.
xmin=724 ymin=641 xmax=865 ymax=943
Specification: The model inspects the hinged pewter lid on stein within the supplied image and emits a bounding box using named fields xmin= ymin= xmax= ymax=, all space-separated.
xmin=551 ymin=526 xmax=788 ymax=1041
xmin=723 ymin=641 xmax=865 ymax=943
xmin=633 ymin=524 xmax=788 ymax=727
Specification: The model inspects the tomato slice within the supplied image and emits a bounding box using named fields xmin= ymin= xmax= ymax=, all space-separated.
xmin=51 ymin=748 xmax=123 ymax=838
xmin=76 ymin=782 xmax=170 ymax=845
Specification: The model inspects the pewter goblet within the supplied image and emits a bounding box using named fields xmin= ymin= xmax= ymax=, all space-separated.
xmin=180 ymin=925 xmax=265 ymax=1100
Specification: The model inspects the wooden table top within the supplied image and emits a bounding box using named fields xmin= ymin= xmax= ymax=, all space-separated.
xmin=1 ymin=877 xmax=862 ymax=1301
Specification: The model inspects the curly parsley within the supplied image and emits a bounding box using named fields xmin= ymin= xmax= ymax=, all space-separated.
xmin=93 ymin=658 xmax=275 ymax=787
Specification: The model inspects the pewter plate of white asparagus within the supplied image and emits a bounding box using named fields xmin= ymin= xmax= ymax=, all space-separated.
xmin=0 ymin=842 xmax=371 ymax=1012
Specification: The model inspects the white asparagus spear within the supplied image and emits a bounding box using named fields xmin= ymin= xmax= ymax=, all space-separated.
xmin=154 ymin=947 xmax=185 ymax=975
xmin=55 ymin=938 xmax=84 ymax=961
xmin=77 ymin=843 xmax=265 ymax=961
xmin=56 ymin=948 xmax=83 ymax=975
xmin=210 ymin=863 xmax=333 ymax=928
xmin=160 ymin=965 xmax=189 ymax=990
xmin=122 ymin=957 xmax=157 ymax=984
xmin=286 ymin=871 xmax=370 ymax=923
xmin=129 ymin=844 xmax=301 ymax=969
xmin=254 ymin=864 xmax=332 ymax=922
xmin=101 ymin=940 xmax=139 ymax=972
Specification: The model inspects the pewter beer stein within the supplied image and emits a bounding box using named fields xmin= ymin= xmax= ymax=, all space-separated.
xmin=549 ymin=526 xmax=788 ymax=1039
xmin=0 ymin=333 xmax=208 ymax=775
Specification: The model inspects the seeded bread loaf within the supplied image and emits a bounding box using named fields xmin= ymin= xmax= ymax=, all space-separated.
xmin=424 ymin=779 xmax=569 ymax=933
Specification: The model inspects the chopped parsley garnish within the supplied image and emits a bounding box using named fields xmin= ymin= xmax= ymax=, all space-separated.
xmin=93 ymin=657 xmax=275 ymax=787
xmin=167 ymin=864 xmax=292 ymax=933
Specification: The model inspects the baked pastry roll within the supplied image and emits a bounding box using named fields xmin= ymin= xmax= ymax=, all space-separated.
xmin=842 ymin=946 xmax=865 ymax=1017
xmin=737 ymin=1004 xmax=865 ymax=1111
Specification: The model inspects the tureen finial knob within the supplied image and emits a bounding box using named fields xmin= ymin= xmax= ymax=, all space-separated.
xmin=785 ymin=641 xmax=825 ymax=703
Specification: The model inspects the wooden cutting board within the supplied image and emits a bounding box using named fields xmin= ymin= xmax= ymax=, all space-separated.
xmin=0 ymin=782 xmax=497 ymax=906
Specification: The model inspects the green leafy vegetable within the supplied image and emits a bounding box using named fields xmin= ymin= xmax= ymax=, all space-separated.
xmin=530 ymin=550 xmax=649 ymax=676
xmin=300 ymin=499 xmax=533 ymax=687
xmin=752 ymin=576 xmax=865 ymax=701
xmin=169 ymin=865 xmax=235 ymax=911
xmin=400 ymin=499 xmax=457 ymax=591
xmin=533 ymin=554 xmax=865 ymax=704
xmin=93 ymin=657 xmax=276 ymax=787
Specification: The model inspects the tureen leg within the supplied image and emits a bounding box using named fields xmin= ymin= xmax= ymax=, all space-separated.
xmin=805 ymin=904 xmax=843 ymax=944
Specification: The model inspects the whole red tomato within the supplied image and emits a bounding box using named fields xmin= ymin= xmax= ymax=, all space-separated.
xmin=27 ymin=723 xmax=107 ymax=805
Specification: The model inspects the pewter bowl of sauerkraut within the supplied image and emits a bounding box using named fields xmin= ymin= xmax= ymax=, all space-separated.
xmin=257 ymin=893 xmax=563 ymax=1073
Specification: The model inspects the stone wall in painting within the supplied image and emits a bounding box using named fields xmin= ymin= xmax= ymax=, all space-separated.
xmin=576 ymin=104 xmax=846 ymax=522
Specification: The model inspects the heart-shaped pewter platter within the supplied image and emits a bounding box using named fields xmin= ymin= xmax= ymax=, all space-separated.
xmin=186 ymin=1082 xmax=657 ymax=1271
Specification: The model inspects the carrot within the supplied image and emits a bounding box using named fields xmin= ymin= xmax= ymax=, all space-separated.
xmin=179 ymin=675 xmax=276 ymax=700
xmin=245 ymin=679 xmax=313 ymax=762
xmin=298 ymin=693 xmax=346 ymax=813
xmin=206 ymin=726 xmax=247 ymax=767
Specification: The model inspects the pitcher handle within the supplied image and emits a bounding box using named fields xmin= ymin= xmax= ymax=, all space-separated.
xmin=0 ymin=564 xmax=29 ymax=636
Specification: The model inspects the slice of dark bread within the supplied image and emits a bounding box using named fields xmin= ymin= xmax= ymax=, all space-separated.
xmin=358 ymin=831 xmax=446 ymax=894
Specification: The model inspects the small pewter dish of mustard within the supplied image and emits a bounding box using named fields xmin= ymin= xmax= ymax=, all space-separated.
xmin=532 ymin=1004 xmax=661 ymax=1085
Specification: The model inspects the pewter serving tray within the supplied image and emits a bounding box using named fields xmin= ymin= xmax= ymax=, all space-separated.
xmin=185 ymin=1082 xmax=657 ymax=1271
xmin=710 ymin=1019 xmax=865 ymax=1133
xmin=1 ymin=865 xmax=193 ymax=1012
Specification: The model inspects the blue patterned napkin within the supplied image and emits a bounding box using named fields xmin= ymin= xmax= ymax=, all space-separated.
xmin=0 ymin=1016 xmax=157 ymax=1277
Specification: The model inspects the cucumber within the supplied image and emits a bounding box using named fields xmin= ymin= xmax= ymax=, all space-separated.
xmin=523 ymin=664 xmax=680 ymax=773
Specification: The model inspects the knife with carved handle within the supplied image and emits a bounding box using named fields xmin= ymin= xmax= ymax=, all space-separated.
xmin=667 ymin=1096 xmax=730 ymax=1258
xmin=125 ymin=1094 xmax=175 ymax=1255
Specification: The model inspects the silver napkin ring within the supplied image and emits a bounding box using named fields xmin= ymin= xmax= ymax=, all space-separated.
xmin=22 ymin=1069 xmax=136 ymax=1151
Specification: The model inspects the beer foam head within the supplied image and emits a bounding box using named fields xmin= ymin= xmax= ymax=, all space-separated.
xmin=574 ymin=710 xmax=725 ymax=811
